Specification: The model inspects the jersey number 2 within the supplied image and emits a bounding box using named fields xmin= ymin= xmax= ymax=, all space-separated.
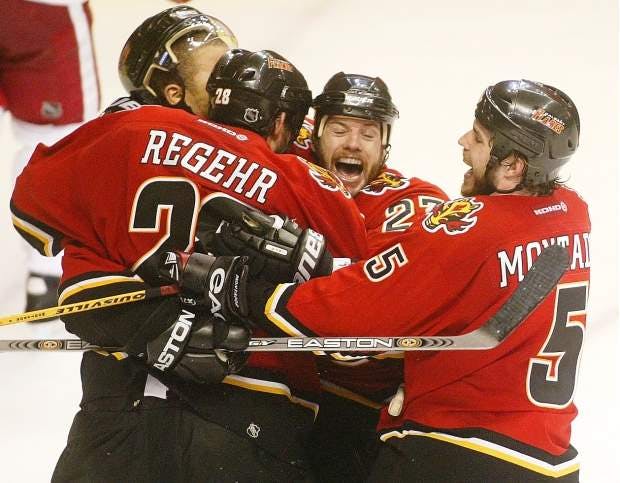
xmin=129 ymin=178 xmax=199 ymax=276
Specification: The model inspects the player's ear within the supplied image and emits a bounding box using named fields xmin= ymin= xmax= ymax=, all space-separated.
xmin=266 ymin=112 xmax=290 ymax=153
xmin=504 ymin=153 xmax=527 ymax=176
xmin=162 ymin=83 xmax=184 ymax=106
xmin=273 ymin=112 xmax=287 ymax=135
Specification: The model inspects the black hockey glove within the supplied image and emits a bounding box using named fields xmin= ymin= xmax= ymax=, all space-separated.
xmin=146 ymin=302 xmax=250 ymax=384
xmin=211 ymin=208 xmax=336 ymax=284
xmin=159 ymin=250 xmax=249 ymax=323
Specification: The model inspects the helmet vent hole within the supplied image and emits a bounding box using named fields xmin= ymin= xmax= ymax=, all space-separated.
xmin=568 ymin=139 xmax=574 ymax=149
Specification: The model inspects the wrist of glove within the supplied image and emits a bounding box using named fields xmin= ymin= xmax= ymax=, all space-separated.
xmin=159 ymin=251 xmax=249 ymax=322
xmin=210 ymin=207 xmax=337 ymax=283
xmin=146 ymin=303 xmax=250 ymax=384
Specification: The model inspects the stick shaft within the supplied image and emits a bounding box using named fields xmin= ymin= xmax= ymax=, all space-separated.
xmin=0 ymin=246 xmax=568 ymax=352
xmin=0 ymin=285 xmax=179 ymax=326
xmin=0 ymin=333 xmax=503 ymax=352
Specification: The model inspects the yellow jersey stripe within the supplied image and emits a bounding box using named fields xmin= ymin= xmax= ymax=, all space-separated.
xmin=223 ymin=374 xmax=319 ymax=418
xmin=59 ymin=274 xmax=144 ymax=304
xmin=12 ymin=214 xmax=55 ymax=256
xmin=380 ymin=429 xmax=579 ymax=477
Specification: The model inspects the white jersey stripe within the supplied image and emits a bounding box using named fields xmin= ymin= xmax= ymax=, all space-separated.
xmin=68 ymin=3 xmax=99 ymax=120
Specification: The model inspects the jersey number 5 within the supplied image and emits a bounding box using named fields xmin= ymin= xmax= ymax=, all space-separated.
xmin=526 ymin=281 xmax=588 ymax=408
xmin=364 ymin=243 xmax=408 ymax=282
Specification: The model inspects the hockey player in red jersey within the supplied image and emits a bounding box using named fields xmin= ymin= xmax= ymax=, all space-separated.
xmin=288 ymin=72 xmax=448 ymax=481
xmin=105 ymin=5 xmax=238 ymax=116
xmin=11 ymin=49 xmax=367 ymax=481
xmin=211 ymin=79 xmax=588 ymax=481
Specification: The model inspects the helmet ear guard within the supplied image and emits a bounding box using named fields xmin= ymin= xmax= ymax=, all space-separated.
xmin=475 ymin=79 xmax=579 ymax=185
xmin=118 ymin=6 xmax=238 ymax=100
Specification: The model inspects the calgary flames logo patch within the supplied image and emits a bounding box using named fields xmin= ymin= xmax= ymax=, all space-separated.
xmin=361 ymin=171 xmax=409 ymax=196
xmin=423 ymin=197 xmax=483 ymax=235
xmin=293 ymin=118 xmax=314 ymax=151
xmin=305 ymin=161 xmax=351 ymax=198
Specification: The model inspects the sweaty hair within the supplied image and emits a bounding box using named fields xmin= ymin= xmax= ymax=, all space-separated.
xmin=487 ymin=132 xmax=564 ymax=196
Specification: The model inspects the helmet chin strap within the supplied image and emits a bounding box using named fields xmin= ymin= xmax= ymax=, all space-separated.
xmin=164 ymin=95 xmax=193 ymax=114
xmin=493 ymin=184 xmax=523 ymax=194
xmin=382 ymin=143 xmax=391 ymax=163
xmin=161 ymin=80 xmax=194 ymax=114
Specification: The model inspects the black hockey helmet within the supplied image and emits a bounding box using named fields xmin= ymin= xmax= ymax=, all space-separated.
xmin=475 ymin=79 xmax=580 ymax=184
xmin=313 ymin=72 xmax=399 ymax=147
xmin=207 ymin=49 xmax=312 ymax=139
xmin=118 ymin=6 xmax=237 ymax=100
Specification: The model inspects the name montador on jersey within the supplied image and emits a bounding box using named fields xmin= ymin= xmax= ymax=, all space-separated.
xmin=497 ymin=232 xmax=590 ymax=287
xmin=140 ymin=128 xmax=278 ymax=205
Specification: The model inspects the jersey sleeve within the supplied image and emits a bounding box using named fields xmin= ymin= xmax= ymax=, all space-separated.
xmin=250 ymin=225 xmax=493 ymax=339
xmin=58 ymin=242 xmax=180 ymax=351
xmin=248 ymin=197 xmax=528 ymax=339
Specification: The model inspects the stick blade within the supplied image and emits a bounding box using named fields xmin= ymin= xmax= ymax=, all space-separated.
xmin=484 ymin=245 xmax=569 ymax=341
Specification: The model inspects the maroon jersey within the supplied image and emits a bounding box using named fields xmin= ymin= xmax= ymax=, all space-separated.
xmin=259 ymin=187 xmax=590 ymax=462
xmin=11 ymin=105 xmax=368 ymax=399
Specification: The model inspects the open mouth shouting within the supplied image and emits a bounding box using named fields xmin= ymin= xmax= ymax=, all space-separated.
xmin=334 ymin=157 xmax=364 ymax=184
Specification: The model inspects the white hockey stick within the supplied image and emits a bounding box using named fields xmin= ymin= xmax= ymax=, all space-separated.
xmin=0 ymin=245 xmax=568 ymax=353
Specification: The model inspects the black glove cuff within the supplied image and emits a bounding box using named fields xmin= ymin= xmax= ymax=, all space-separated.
xmin=246 ymin=278 xmax=282 ymax=332
xmin=146 ymin=306 xmax=197 ymax=373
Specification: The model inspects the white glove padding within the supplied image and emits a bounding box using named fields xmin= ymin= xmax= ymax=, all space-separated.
xmin=146 ymin=304 xmax=250 ymax=384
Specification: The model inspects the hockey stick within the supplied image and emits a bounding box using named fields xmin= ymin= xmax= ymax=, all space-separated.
xmin=0 ymin=285 xmax=179 ymax=326
xmin=0 ymin=245 xmax=568 ymax=352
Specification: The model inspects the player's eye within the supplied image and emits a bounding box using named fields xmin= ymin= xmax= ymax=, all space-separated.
xmin=329 ymin=127 xmax=347 ymax=135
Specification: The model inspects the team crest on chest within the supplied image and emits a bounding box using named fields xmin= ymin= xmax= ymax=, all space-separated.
xmin=360 ymin=171 xmax=409 ymax=196
xmin=305 ymin=160 xmax=351 ymax=197
xmin=423 ymin=197 xmax=483 ymax=235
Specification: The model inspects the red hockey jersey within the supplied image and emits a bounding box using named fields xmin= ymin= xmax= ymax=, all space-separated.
xmin=11 ymin=105 xmax=368 ymax=399
xmin=316 ymin=166 xmax=448 ymax=402
xmin=287 ymin=115 xmax=449 ymax=402
xmin=260 ymin=187 xmax=590 ymax=462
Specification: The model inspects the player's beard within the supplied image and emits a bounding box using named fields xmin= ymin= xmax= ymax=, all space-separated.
xmin=461 ymin=163 xmax=497 ymax=196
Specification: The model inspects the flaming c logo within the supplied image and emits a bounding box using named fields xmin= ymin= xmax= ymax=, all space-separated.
xmin=293 ymin=118 xmax=314 ymax=150
xmin=306 ymin=161 xmax=351 ymax=197
xmin=361 ymin=171 xmax=409 ymax=195
xmin=423 ymin=197 xmax=484 ymax=235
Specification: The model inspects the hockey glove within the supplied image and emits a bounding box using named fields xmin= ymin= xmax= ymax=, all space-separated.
xmin=146 ymin=303 xmax=250 ymax=384
xmin=211 ymin=208 xmax=337 ymax=283
xmin=159 ymin=250 xmax=249 ymax=323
